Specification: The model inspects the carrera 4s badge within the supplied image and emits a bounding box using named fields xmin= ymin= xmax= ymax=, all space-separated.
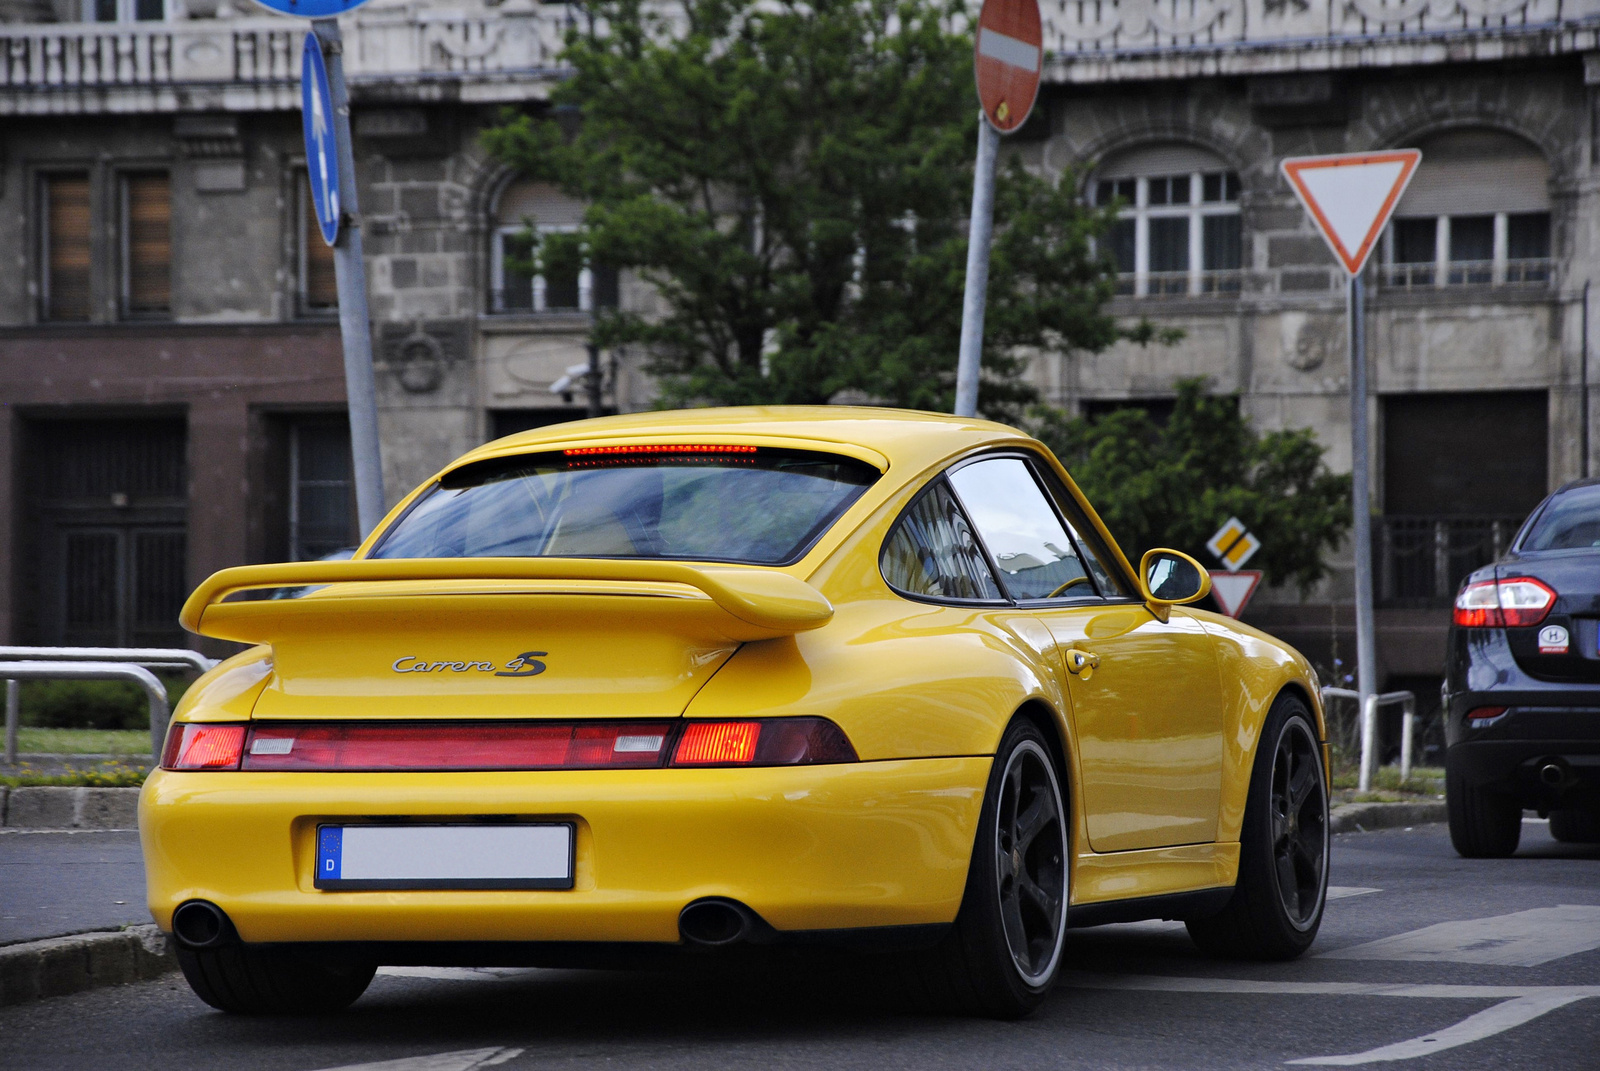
xmin=391 ymin=651 xmax=548 ymax=677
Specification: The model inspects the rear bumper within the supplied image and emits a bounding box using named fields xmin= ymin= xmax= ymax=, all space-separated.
xmin=138 ymin=758 xmax=988 ymax=945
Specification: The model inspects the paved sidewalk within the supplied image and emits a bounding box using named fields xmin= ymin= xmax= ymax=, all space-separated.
xmin=0 ymin=830 xmax=150 ymax=945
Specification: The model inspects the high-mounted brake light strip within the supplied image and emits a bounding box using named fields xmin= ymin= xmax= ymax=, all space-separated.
xmin=562 ymin=444 xmax=758 ymax=456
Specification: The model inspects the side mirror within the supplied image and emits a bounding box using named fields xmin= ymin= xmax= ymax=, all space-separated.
xmin=1139 ymin=549 xmax=1211 ymax=619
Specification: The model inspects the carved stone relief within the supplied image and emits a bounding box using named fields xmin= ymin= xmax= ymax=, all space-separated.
xmin=380 ymin=320 xmax=469 ymax=395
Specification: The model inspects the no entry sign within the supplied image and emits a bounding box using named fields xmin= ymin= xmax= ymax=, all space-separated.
xmin=975 ymin=0 xmax=1042 ymax=133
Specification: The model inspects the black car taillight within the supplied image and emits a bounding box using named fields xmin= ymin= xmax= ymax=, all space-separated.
xmin=1452 ymin=577 xmax=1556 ymax=628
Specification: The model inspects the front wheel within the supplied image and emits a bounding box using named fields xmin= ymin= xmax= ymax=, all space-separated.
xmin=917 ymin=718 xmax=1069 ymax=1019
xmin=1187 ymin=693 xmax=1328 ymax=960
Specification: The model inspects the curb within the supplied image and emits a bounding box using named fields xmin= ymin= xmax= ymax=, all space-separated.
xmin=0 ymin=925 xmax=176 ymax=1007
xmin=1 ymin=786 xmax=140 ymax=830
xmin=1330 ymin=800 xmax=1447 ymax=834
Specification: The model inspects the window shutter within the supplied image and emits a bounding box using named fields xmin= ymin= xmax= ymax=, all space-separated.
xmin=44 ymin=174 xmax=92 ymax=322
xmin=124 ymin=173 xmax=171 ymax=316
xmin=303 ymin=182 xmax=339 ymax=310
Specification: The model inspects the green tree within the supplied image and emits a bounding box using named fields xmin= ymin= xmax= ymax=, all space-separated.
xmin=1032 ymin=380 xmax=1352 ymax=593
xmin=481 ymin=0 xmax=1149 ymax=420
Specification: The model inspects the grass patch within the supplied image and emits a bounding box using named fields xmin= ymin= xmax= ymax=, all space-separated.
xmin=1331 ymin=765 xmax=1444 ymax=795
xmin=12 ymin=727 xmax=152 ymax=755
xmin=1 ymin=760 xmax=149 ymax=789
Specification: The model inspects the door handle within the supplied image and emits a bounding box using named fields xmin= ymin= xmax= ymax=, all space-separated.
xmin=1064 ymin=648 xmax=1100 ymax=679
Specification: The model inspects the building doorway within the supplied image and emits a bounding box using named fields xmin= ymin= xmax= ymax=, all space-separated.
xmin=23 ymin=417 xmax=189 ymax=647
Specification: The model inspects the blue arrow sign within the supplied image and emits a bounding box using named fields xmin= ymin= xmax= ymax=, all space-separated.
xmin=252 ymin=0 xmax=372 ymax=17
xmin=301 ymin=32 xmax=340 ymax=247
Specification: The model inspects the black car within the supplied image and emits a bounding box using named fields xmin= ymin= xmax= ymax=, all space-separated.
xmin=1444 ymin=477 xmax=1600 ymax=857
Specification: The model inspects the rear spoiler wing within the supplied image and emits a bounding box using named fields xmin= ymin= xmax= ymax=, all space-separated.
xmin=181 ymin=558 xmax=834 ymax=642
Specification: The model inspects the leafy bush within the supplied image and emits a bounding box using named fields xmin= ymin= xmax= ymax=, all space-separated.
xmin=18 ymin=676 xmax=192 ymax=731
xmin=1032 ymin=379 xmax=1352 ymax=594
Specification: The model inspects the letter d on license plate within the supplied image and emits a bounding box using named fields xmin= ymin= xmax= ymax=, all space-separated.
xmin=315 ymin=823 xmax=574 ymax=890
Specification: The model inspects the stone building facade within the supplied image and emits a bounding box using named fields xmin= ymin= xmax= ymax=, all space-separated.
xmin=0 ymin=0 xmax=1594 ymax=706
xmin=1024 ymin=1 xmax=1600 ymax=712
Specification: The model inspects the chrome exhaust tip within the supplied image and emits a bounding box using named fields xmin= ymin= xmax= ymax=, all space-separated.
xmin=1539 ymin=761 xmax=1570 ymax=788
xmin=171 ymin=900 xmax=237 ymax=950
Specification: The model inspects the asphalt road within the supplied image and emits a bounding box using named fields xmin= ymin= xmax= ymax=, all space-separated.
xmin=2 ymin=821 xmax=1598 ymax=1071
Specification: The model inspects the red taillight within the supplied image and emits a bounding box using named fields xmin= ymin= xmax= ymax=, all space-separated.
xmin=162 ymin=723 xmax=247 ymax=770
xmin=170 ymin=718 xmax=858 ymax=772
xmin=1466 ymin=706 xmax=1508 ymax=728
xmin=670 ymin=718 xmax=858 ymax=767
xmin=673 ymin=722 xmax=761 ymax=765
xmin=242 ymin=721 xmax=673 ymax=772
xmin=1453 ymin=577 xmax=1556 ymax=628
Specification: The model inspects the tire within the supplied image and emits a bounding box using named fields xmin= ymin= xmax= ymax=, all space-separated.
xmin=915 ymin=718 xmax=1069 ymax=1019
xmin=1446 ymin=752 xmax=1522 ymax=858
xmin=176 ymin=943 xmax=376 ymax=1014
xmin=1187 ymin=693 xmax=1328 ymax=961
xmin=1548 ymin=808 xmax=1600 ymax=844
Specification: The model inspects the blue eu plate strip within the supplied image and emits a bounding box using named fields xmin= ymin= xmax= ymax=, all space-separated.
xmin=318 ymin=826 xmax=343 ymax=881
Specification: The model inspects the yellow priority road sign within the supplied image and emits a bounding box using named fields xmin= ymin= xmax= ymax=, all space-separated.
xmin=1206 ymin=517 xmax=1260 ymax=572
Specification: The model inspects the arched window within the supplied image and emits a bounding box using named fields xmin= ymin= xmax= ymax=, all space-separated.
xmin=489 ymin=179 xmax=619 ymax=314
xmin=1383 ymin=129 xmax=1550 ymax=288
xmin=1092 ymin=143 xmax=1242 ymax=299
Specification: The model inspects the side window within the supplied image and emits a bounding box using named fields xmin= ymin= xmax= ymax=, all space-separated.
xmin=881 ymin=481 xmax=1004 ymax=602
xmin=946 ymin=458 xmax=1093 ymax=601
xmin=1032 ymin=465 xmax=1133 ymax=599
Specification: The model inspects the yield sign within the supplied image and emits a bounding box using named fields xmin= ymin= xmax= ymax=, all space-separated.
xmin=1208 ymin=569 xmax=1263 ymax=619
xmin=1281 ymin=151 xmax=1422 ymax=276
xmin=975 ymin=0 xmax=1042 ymax=134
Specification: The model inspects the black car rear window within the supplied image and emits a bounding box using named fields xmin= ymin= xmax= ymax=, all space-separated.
xmin=371 ymin=446 xmax=879 ymax=566
xmin=1521 ymin=485 xmax=1600 ymax=551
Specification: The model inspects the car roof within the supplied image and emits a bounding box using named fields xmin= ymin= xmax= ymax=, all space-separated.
xmin=450 ymin=405 xmax=1038 ymax=477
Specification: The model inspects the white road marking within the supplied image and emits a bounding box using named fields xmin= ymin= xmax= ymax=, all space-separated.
xmin=307 ymin=1047 xmax=524 ymax=1071
xmin=1062 ymin=974 xmax=1600 ymax=1066
xmin=377 ymin=966 xmax=536 ymax=982
xmin=1327 ymin=886 xmax=1381 ymax=901
xmin=1320 ymin=905 xmax=1600 ymax=966
xmin=1285 ymin=992 xmax=1590 ymax=1065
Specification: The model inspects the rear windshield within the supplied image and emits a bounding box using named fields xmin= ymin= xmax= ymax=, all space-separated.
xmin=371 ymin=446 xmax=879 ymax=565
xmin=1521 ymin=486 xmax=1600 ymax=551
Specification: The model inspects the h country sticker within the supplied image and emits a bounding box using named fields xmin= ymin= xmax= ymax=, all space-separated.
xmin=1539 ymin=624 xmax=1569 ymax=655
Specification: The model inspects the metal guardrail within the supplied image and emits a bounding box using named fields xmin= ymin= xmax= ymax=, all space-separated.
xmin=1 ymin=647 xmax=219 ymax=765
xmin=1322 ymin=687 xmax=1418 ymax=791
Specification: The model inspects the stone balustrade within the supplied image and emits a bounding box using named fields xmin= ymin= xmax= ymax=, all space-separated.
xmin=0 ymin=8 xmax=570 ymax=111
xmin=4 ymin=0 xmax=1600 ymax=109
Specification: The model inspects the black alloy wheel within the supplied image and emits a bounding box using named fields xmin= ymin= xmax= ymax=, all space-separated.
xmin=1269 ymin=716 xmax=1328 ymax=931
xmin=995 ymin=739 xmax=1068 ymax=984
xmin=1187 ymin=693 xmax=1328 ymax=960
xmin=913 ymin=719 xmax=1069 ymax=1018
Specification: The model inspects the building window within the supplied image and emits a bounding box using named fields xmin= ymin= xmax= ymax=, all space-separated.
xmin=1092 ymin=143 xmax=1242 ymax=299
xmin=289 ymin=421 xmax=356 ymax=562
xmin=298 ymin=177 xmax=338 ymax=314
xmin=120 ymin=172 xmax=170 ymax=319
xmin=39 ymin=173 xmax=91 ymax=323
xmin=84 ymin=0 xmax=165 ymax=21
xmin=1383 ymin=129 xmax=1551 ymax=289
xmin=489 ymin=178 xmax=618 ymax=314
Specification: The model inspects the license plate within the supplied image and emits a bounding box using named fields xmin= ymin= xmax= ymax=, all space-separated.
xmin=315 ymin=823 xmax=574 ymax=891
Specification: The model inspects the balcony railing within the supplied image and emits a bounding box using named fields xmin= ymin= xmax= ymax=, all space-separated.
xmin=0 ymin=10 xmax=569 ymax=98
xmin=1379 ymin=258 xmax=1553 ymax=291
xmin=1114 ymin=269 xmax=1243 ymax=299
xmin=1377 ymin=514 xmax=1527 ymax=607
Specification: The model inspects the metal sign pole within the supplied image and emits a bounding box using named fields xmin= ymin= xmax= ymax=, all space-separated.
xmin=1350 ymin=272 xmax=1380 ymax=792
xmin=312 ymin=17 xmax=385 ymax=537
xmin=954 ymin=115 xmax=1000 ymax=419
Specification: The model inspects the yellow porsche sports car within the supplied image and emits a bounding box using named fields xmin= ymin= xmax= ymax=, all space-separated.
xmin=141 ymin=407 xmax=1329 ymax=1018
